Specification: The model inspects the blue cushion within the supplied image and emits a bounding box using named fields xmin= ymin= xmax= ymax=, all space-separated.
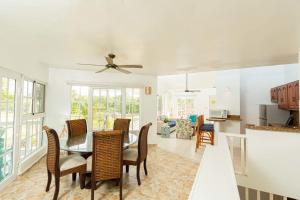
xmin=189 ymin=115 xmax=197 ymax=123
xmin=168 ymin=121 xmax=176 ymax=128
xmin=201 ymin=124 xmax=214 ymax=131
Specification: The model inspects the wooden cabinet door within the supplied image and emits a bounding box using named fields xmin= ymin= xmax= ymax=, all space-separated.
xmin=288 ymin=82 xmax=295 ymax=109
xmin=278 ymin=85 xmax=288 ymax=109
xmin=271 ymin=87 xmax=278 ymax=103
xmin=295 ymin=81 xmax=299 ymax=109
xmin=288 ymin=81 xmax=299 ymax=110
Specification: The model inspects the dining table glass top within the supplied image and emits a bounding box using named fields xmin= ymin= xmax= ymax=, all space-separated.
xmin=60 ymin=131 xmax=138 ymax=153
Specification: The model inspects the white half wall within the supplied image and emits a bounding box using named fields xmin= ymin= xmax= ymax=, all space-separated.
xmin=237 ymin=129 xmax=300 ymax=199
xmin=45 ymin=68 xmax=158 ymax=144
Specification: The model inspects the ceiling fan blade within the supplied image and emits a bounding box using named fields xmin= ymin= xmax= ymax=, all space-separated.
xmin=118 ymin=65 xmax=143 ymax=69
xmin=95 ymin=68 xmax=109 ymax=73
xmin=190 ymin=90 xmax=201 ymax=92
xmin=185 ymin=90 xmax=201 ymax=93
xmin=116 ymin=67 xmax=131 ymax=74
xmin=78 ymin=63 xmax=106 ymax=66
xmin=105 ymin=57 xmax=113 ymax=64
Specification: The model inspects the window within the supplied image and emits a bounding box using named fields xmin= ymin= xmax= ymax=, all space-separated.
xmin=20 ymin=80 xmax=45 ymax=160
xmin=70 ymin=86 xmax=88 ymax=120
xmin=177 ymin=97 xmax=194 ymax=118
xmin=34 ymin=82 xmax=45 ymax=113
xmin=0 ymin=77 xmax=16 ymax=183
xmin=92 ymin=89 xmax=122 ymax=130
xmin=71 ymin=86 xmax=140 ymax=131
xmin=126 ymin=88 xmax=140 ymax=130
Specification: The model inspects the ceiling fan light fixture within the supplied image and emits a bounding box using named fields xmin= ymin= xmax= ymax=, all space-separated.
xmin=78 ymin=54 xmax=143 ymax=74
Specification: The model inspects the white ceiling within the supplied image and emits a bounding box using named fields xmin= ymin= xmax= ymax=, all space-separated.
xmin=0 ymin=0 xmax=299 ymax=75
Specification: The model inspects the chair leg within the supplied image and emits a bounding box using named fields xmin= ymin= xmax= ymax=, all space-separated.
xmin=53 ymin=176 xmax=60 ymax=200
xmin=91 ymin=187 xmax=94 ymax=200
xmin=72 ymin=173 xmax=76 ymax=181
xmin=46 ymin=170 xmax=52 ymax=192
xmin=119 ymin=178 xmax=123 ymax=200
xmin=137 ymin=163 xmax=141 ymax=185
xmin=79 ymin=173 xmax=86 ymax=189
xmin=143 ymin=159 xmax=148 ymax=176
xmin=126 ymin=165 xmax=129 ymax=173
xmin=195 ymin=132 xmax=199 ymax=152
xmin=91 ymin=179 xmax=95 ymax=200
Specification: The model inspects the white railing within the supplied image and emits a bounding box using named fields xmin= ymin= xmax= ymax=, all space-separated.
xmin=189 ymin=133 xmax=240 ymax=200
xmin=225 ymin=133 xmax=247 ymax=175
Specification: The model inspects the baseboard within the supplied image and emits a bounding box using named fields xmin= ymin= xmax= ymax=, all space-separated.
xmin=18 ymin=146 xmax=47 ymax=175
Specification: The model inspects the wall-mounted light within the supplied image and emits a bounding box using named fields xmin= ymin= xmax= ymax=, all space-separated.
xmin=145 ymin=86 xmax=152 ymax=95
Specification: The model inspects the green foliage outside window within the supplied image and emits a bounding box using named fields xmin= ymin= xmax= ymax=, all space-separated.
xmin=70 ymin=87 xmax=88 ymax=119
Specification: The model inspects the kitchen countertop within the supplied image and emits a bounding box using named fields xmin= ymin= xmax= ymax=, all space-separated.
xmin=207 ymin=115 xmax=242 ymax=122
xmin=245 ymin=124 xmax=300 ymax=133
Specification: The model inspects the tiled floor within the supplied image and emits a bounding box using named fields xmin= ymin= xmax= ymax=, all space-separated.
xmin=0 ymin=145 xmax=201 ymax=200
xmin=156 ymin=132 xmax=205 ymax=163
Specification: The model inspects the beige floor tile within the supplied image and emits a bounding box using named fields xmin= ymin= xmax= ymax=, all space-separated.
xmin=0 ymin=146 xmax=200 ymax=200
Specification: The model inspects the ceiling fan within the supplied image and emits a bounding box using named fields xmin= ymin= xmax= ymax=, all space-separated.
xmin=78 ymin=53 xmax=143 ymax=74
xmin=184 ymin=73 xmax=201 ymax=93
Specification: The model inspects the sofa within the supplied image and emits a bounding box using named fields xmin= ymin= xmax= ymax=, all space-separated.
xmin=157 ymin=116 xmax=176 ymax=134
xmin=175 ymin=119 xmax=193 ymax=139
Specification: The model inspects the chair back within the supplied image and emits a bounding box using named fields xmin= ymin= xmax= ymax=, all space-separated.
xmin=138 ymin=123 xmax=152 ymax=162
xmin=113 ymin=118 xmax=131 ymax=135
xmin=195 ymin=115 xmax=204 ymax=133
xmin=66 ymin=119 xmax=87 ymax=138
xmin=92 ymin=130 xmax=123 ymax=181
xmin=43 ymin=126 xmax=60 ymax=174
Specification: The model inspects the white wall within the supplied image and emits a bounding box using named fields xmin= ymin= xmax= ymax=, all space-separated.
xmin=215 ymin=69 xmax=241 ymax=115
xmin=157 ymin=71 xmax=216 ymax=118
xmin=0 ymin=64 xmax=48 ymax=82
xmin=157 ymin=71 xmax=216 ymax=95
xmin=237 ymin=129 xmax=300 ymax=199
xmin=240 ymin=64 xmax=299 ymax=132
xmin=45 ymin=68 xmax=158 ymax=144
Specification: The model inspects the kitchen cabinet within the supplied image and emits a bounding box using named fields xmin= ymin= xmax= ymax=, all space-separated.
xmin=272 ymin=80 xmax=299 ymax=110
xmin=288 ymin=81 xmax=299 ymax=110
xmin=278 ymin=85 xmax=288 ymax=109
xmin=271 ymin=87 xmax=278 ymax=103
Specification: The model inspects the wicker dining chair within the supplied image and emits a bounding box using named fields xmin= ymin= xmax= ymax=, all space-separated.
xmin=66 ymin=119 xmax=91 ymax=180
xmin=113 ymin=118 xmax=131 ymax=135
xmin=123 ymin=123 xmax=152 ymax=186
xmin=89 ymin=130 xmax=124 ymax=200
xmin=66 ymin=119 xmax=87 ymax=138
xmin=43 ymin=126 xmax=87 ymax=200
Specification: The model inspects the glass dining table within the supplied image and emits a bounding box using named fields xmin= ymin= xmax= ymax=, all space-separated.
xmin=60 ymin=131 xmax=138 ymax=153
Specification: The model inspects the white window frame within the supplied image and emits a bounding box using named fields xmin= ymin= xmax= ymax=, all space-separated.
xmin=0 ymin=67 xmax=21 ymax=191
xmin=19 ymin=78 xmax=46 ymax=162
xmin=0 ymin=69 xmax=47 ymax=191
xmin=70 ymin=85 xmax=141 ymax=132
xmin=91 ymin=87 xmax=123 ymax=131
